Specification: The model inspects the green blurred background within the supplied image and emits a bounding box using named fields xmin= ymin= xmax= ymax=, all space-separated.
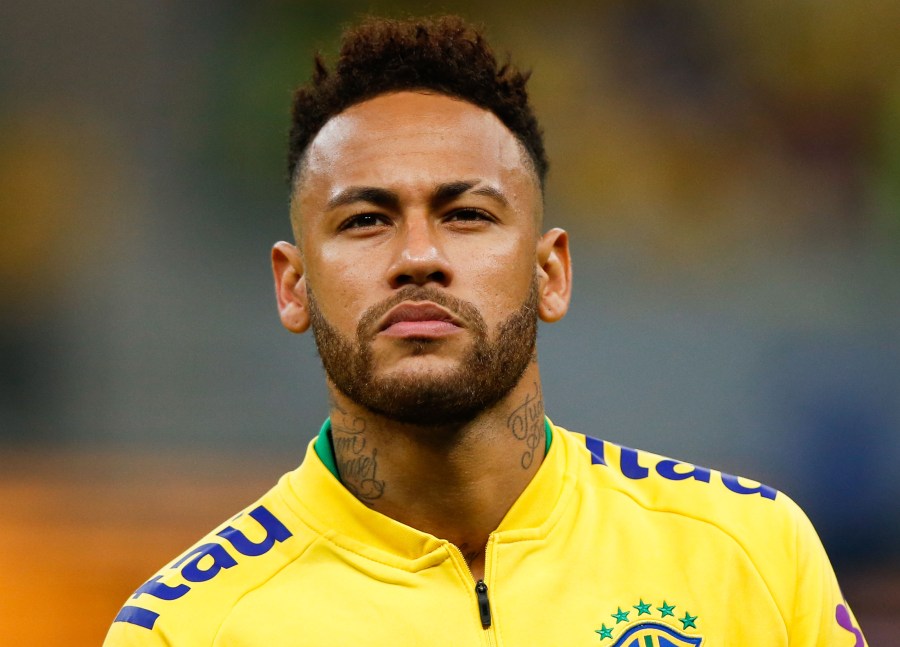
xmin=1 ymin=0 xmax=898 ymax=643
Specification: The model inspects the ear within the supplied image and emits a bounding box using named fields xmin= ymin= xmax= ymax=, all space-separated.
xmin=535 ymin=228 xmax=572 ymax=323
xmin=272 ymin=241 xmax=310 ymax=333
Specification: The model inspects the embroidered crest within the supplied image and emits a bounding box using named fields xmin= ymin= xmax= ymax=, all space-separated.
xmin=594 ymin=599 xmax=703 ymax=645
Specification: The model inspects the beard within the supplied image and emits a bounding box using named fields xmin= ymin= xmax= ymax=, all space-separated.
xmin=307 ymin=278 xmax=538 ymax=426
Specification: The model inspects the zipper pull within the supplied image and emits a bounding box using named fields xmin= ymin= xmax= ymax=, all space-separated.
xmin=475 ymin=579 xmax=492 ymax=628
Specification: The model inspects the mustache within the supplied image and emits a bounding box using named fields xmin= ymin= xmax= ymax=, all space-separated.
xmin=356 ymin=285 xmax=484 ymax=339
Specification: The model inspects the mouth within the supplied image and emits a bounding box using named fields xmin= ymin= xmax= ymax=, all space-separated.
xmin=378 ymin=302 xmax=464 ymax=338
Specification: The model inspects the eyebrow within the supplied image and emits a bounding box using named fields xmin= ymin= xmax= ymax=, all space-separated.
xmin=325 ymin=180 xmax=510 ymax=212
xmin=326 ymin=186 xmax=400 ymax=211
xmin=431 ymin=180 xmax=509 ymax=209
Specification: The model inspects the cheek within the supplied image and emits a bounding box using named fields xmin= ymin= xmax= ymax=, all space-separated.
xmin=455 ymin=236 xmax=536 ymax=316
xmin=306 ymin=251 xmax=375 ymax=331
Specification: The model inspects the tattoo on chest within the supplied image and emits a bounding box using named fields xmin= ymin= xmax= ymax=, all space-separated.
xmin=332 ymin=411 xmax=386 ymax=504
xmin=506 ymin=382 xmax=544 ymax=469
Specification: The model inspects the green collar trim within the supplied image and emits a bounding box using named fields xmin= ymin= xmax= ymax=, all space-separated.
xmin=314 ymin=417 xmax=553 ymax=482
xmin=314 ymin=418 xmax=340 ymax=480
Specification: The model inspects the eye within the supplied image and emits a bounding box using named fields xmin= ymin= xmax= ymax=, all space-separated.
xmin=445 ymin=208 xmax=494 ymax=223
xmin=339 ymin=213 xmax=390 ymax=231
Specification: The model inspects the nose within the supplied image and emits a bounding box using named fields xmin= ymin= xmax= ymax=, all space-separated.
xmin=387 ymin=217 xmax=453 ymax=289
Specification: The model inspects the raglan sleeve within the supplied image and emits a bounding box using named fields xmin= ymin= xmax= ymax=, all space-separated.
xmin=784 ymin=497 xmax=867 ymax=647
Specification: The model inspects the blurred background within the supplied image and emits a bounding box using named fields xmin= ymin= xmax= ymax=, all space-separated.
xmin=1 ymin=0 xmax=898 ymax=643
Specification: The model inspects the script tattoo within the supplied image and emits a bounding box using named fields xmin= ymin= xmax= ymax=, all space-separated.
xmin=506 ymin=382 xmax=544 ymax=469
xmin=332 ymin=411 xmax=385 ymax=504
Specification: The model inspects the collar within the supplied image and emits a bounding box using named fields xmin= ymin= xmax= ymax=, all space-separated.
xmin=314 ymin=417 xmax=553 ymax=483
xmin=285 ymin=418 xmax=573 ymax=568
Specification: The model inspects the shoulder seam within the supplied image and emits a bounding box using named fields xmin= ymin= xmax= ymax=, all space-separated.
xmin=211 ymin=533 xmax=319 ymax=643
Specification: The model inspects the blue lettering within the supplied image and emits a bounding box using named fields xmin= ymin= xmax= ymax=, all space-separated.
xmin=217 ymin=505 xmax=293 ymax=557
xmin=132 ymin=574 xmax=190 ymax=601
xmin=584 ymin=436 xmax=606 ymax=465
xmin=656 ymin=459 xmax=711 ymax=483
xmin=176 ymin=542 xmax=238 ymax=583
xmin=721 ymin=473 xmax=777 ymax=500
xmin=114 ymin=605 xmax=160 ymax=629
xmin=118 ymin=507 xmax=294 ymax=630
xmin=620 ymin=447 xmax=650 ymax=480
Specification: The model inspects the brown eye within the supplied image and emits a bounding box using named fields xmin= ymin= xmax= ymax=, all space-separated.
xmin=340 ymin=213 xmax=388 ymax=230
xmin=446 ymin=208 xmax=493 ymax=223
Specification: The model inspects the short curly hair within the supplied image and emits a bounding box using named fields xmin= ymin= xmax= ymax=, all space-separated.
xmin=287 ymin=15 xmax=547 ymax=190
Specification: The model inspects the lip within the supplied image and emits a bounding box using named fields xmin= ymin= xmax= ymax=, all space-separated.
xmin=378 ymin=302 xmax=464 ymax=338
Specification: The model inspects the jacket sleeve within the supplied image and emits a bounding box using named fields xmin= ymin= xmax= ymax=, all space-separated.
xmin=785 ymin=499 xmax=867 ymax=647
xmin=102 ymin=608 xmax=170 ymax=647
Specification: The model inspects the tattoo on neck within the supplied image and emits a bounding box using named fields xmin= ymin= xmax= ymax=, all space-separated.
xmin=458 ymin=543 xmax=482 ymax=567
xmin=506 ymin=382 xmax=544 ymax=470
xmin=332 ymin=411 xmax=386 ymax=504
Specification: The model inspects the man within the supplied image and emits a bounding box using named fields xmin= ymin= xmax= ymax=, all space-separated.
xmin=105 ymin=16 xmax=867 ymax=646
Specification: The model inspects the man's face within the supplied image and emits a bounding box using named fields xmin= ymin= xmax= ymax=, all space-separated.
xmin=287 ymin=91 xmax=548 ymax=425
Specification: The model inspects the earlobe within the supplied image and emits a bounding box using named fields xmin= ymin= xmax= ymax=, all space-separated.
xmin=536 ymin=228 xmax=572 ymax=323
xmin=272 ymin=241 xmax=310 ymax=333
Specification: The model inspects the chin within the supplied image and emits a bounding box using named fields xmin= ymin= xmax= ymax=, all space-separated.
xmin=377 ymin=353 xmax=464 ymax=377
xmin=353 ymin=367 xmax=517 ymax=428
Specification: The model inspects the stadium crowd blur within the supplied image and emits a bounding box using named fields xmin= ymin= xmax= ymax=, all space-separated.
xmin=1 ymin=1 xmax=898 ymax=644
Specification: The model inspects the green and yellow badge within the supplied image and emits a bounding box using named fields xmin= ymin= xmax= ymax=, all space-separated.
xmin=594 ymin=599 xmax=702 ymax=646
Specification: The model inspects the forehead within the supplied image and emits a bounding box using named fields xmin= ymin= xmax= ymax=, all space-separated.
xmin=294 ymin=91 xmax=538 ymax=207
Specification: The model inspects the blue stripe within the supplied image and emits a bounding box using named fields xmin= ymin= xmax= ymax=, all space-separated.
xmin=114 ymin=605 xmax=160 ymax=630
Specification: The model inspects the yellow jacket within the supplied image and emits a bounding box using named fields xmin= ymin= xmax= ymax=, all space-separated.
xmin=104 ymin=420 xmax=866 ymax=646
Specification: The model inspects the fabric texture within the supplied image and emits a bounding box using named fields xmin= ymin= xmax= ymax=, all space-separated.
xmin=104 ymin=421 xmax=866 ymax=646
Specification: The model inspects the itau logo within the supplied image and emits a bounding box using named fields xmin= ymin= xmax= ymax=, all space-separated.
xmin=593 ymin=599 xmax=703 ymax=646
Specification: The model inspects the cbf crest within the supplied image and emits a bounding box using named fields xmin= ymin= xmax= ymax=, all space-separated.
xmin=593 ymin=599 xmax=703 ymax=646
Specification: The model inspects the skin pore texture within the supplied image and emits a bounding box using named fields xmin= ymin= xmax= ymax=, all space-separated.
xmin=272 ymin=91 xmax=571 ymax=580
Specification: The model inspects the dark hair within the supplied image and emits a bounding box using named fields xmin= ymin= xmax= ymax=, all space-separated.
xmin=287 ymin=15 xmax=547 ymax=188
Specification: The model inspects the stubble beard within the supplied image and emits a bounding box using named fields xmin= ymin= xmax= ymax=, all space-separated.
xmin=307 ymin=278 xmax=539 ymax=427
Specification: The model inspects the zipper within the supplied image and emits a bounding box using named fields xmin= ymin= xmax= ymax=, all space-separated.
xmin=475 ymin=579 xmax=492 ymax=628
xmin=448 ymin=540 xmax=495 ymax=637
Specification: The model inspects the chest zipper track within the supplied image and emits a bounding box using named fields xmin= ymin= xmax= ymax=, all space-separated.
xmin=450 ymin=541 xmax=494 ymax=632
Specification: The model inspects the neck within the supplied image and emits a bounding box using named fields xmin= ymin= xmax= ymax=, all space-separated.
xmin=326 ymin=363 xmax=546 ymax=579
